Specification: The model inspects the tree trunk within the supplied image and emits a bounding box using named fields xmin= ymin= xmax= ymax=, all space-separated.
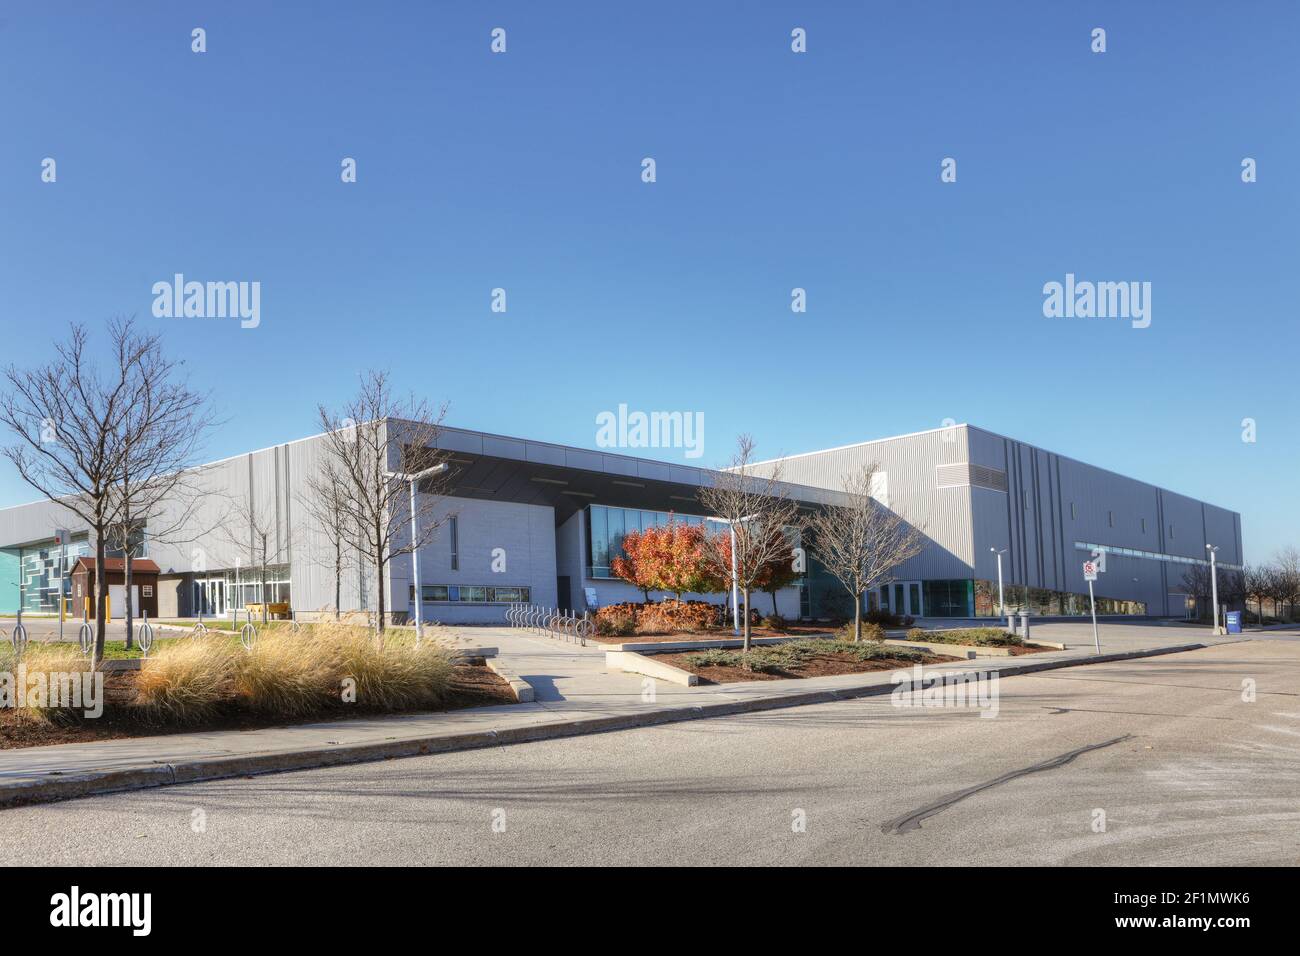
xmin=770 ymin=589 xmax=779 ymax=617
xmin=853 ymin=591 xmax=862 ymax=642
xmin=334 ymin=541 xmax=342 ymax=621
xmin=93 ymin=531 xmax=108 ymax=660
xmin=124 ymin=546 xmax=134 ymax=650
xmin=375 ymin=556 xmax=386 ymax=638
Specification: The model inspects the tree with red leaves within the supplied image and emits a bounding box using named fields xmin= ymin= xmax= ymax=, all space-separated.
xmin=611 ymin=517 xmax=726 ymax=602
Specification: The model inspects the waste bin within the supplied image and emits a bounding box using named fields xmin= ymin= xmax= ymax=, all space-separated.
xmin=1019 ymin=611 xmax=1030 ymax=639
xmin=1225 ymin=610 xmax=1242 ymax=635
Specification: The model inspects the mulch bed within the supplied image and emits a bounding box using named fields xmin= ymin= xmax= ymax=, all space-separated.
xmin=653 ymin=649 xmax=961 ymax=685
xmin=0 ymin=662 xmax=516 ymax=751
xmin=589 ymin=625 xmax=832 ymax=644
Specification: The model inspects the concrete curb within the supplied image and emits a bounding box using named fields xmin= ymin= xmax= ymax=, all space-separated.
xmin=606 ymin=650 xmax=699 ymax=686
xmin=597 ymin=633 xmax=833 ymax=653
xmin=484 ymin=659 xmax=536 ymax=702
xmin=0 ymin=640 xmax=1216 ymax=810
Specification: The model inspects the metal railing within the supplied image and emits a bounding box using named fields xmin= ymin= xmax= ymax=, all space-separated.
xmin=506 ymin=603 xmax=592 ymax=646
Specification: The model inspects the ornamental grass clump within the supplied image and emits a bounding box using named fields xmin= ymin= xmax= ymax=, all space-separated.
xmin=0 ymin=643 xmax=91 ymax=723
xmin=134 ymin=638 xmax=239 ymax=724
xmin=233 ymin=630 xmax=336 ymax=716
xmin=311 ymin=623 xmax=455 ymax=711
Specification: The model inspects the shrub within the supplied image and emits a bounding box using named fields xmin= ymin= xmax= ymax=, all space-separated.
xmin=234 ymin=631 xmax=334 ymax=715
xmin=906 ymin=627 xmax=928 ymax=642
xmin=684 ymin=649 xmax=741 ymax=668
xmin=864 ymin=608 xmax=902 ymax=627
xmin=835 ymin=621 xmax=885 ymax=642
xmin=913 ymin=627 xmax=1022 ymax=647
xmin=311 ymin=625 xmax=455 ymax=711
xmin=0 ymin=643 xmax=91 ymax=723
xmin=763 ymin=613 xmax=790 ymax=632
xmin=636 ymin=599 xmax=718 ymax=634
xmin=595 ymin=604 xmax=638 ymax=636
xmin=134 ymin=638 xmax=239 ymax=724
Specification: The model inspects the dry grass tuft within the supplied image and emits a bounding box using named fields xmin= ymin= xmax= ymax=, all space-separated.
xmin=0 ymin=643 xmax=94 ymax=723
xmin=233 ymin=630 xmax=334 ymax=715
xmin=134 ymin=638 xmax=238 ymax=724
xmin=310 ymin=623 xmax=455 ymax=711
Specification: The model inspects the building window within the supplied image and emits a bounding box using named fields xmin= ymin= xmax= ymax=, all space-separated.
xmin=410 ymin=584 xmax=528 ymax=604
xmin=584 ymin=504 xmax=708 ymax=578
xmin=1024 ymin=490 xmax=1031 ymax=510
xmin=1169 ymin=524 xmax=1175 ymax=539
xmin=1141 ymin=517 xmax=1146 ymax=533
xmin=1070 ymin=502 xmax=1076 ymax=520
xmin=1107 ymin=511 xmax=1114 ymax=528
xmin=142 ymin=585 xmax=153 ymax=598
xmin=921 ymin=579 xmax=973 ymax=617
xmin=449 ymin=516 xmax=459 ymax=571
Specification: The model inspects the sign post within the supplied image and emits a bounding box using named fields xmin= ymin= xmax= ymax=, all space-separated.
xmin=54 ymin=528 xmax=70 ymax=642
xmin=1083 ymin=560 xmax=1101 ymax=654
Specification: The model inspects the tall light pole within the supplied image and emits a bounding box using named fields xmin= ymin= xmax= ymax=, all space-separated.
xmin=706 ymin=514 xmax=757 ymax=636
xmin=1206 ymin=544 xmax=1220 ymax=635
xmin=990 ymin=547 xmax=1007 ymax=618
xmin=388 ymin=462 xmax=449 ymax=642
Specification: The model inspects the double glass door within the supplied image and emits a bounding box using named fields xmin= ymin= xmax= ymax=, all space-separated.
xmin=880 ymin=580 xmax=923 ymax=618
xmin=195 ymin=578 xmax=226 ymax=616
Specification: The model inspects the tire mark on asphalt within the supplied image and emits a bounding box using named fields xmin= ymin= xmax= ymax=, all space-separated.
xmin=1043 ymin=707 xmax=1240 ymax=721
xmin=879 ymin=734 xmax=1133 ymax=835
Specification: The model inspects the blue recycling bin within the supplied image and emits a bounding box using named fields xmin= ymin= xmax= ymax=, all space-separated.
xmin=1225 ymin=611 xmax=1242 ymax=634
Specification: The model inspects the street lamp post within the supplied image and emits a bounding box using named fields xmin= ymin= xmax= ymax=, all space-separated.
xmin=1207 ymin=544 xmax=1220 ymax=635
xmin=388 ymin=463 xmax=449 ymax=643
xmin=706 ymin=514 xmax=757 ymax=637
xmin=990 ymin=547 xmax=1007 ymax=618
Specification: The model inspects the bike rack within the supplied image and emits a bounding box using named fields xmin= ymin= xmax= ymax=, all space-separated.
xmin=137 ymin=612 xmax=155 ymax=658
xmin=78 ymin=620 xmax=94 ymax=658
xmin=10 ymin=619 xmax=28 ymax=659
xmin=507 ymin=603 xmax=589 ymax=646
xmin=240 ymin=620 xmax=258 ymax=650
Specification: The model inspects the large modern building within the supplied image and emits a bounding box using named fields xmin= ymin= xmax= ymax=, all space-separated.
xmin=748 ymin=423 xmax=1244 ymax=621
xmin=0 ymin=421 xmax=1242 ymax=625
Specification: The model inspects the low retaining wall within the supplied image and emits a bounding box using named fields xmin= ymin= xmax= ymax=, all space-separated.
xmin=605 ymin=650 xmax=698 ymax=686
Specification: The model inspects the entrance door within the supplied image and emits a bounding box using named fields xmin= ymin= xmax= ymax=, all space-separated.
xmin=557 ymin=576 xmax=571 ymax=613
xmin=882 ymin=581 xmax=924 ymax=617
xmin=194 ymin=578 xmax=225 ymax=616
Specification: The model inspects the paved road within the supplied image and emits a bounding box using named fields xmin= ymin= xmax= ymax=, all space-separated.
xmin=5 ymin=638 xmax=1299 ymax=865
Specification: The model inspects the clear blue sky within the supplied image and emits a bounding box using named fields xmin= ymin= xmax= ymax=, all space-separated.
xmin=1 ymin=2 xmax=1296 ymax=561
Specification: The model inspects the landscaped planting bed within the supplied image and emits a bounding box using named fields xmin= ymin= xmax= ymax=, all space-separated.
xmin=588 ymin=624 xmax=832 ymax=645
xmin=904 ymin=627 xmax=1052 ymax=655
xmin=653 ymin=639 xmax=961 ymax=684
xmin=0 ymin=623 xmax=515 ymax=750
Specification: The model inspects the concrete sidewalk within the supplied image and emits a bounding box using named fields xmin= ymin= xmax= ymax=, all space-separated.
xmin=0 ymin=623 xmax=1256 ymax=807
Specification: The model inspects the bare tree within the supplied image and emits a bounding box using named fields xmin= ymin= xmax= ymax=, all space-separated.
xmin=299 ymin=457 xmax=353 ymax=620
xmin=221 ymin=496 xmax=286 ymax=626
xmin=1274 ymin=548 xmax=1300 ymax=622
xmin=697 ymin=435 xmax=803 ymax=652
xmin=1243 ymin=564 xmax=1270 ymax=628
xmin=807 ymin=463 xmax=925 ymax=641
xmin=1 ymin=321 xmax=148 ymax=659
xmin=105 ymin=330 xmax=215 ymax=646
xmin=316 ymin=371 xmax=451 ymax=636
